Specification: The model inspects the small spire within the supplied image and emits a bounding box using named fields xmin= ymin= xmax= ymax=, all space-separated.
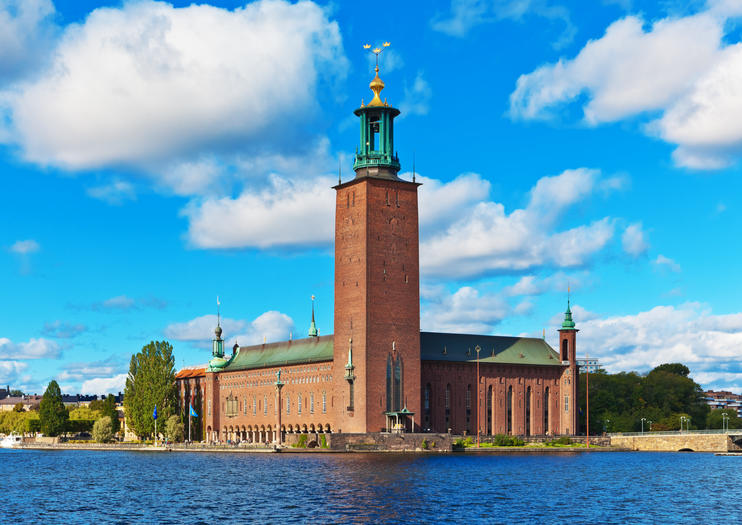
xmin=308 ymin=295 xmax=318 ymax=337
xmin=214 ymin=296 xmax=222 ymax=339
xmin=412 ymin=151 xmax=416 ymax=183
xmin=338 ymin=157 xmax=342 ymax=185
xmin=562 ymin=289 xmax=576 ymax=330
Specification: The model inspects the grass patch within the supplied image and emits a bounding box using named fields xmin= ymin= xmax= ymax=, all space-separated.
xmin=292 ymin=434 xmax=308 ymax=448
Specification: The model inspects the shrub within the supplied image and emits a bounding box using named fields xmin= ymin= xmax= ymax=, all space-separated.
xmin=93 ymin=416 xmax=114 ymax=443
xmin=165 ymin=415 xmax=184 ymax=442
xmin=492 ymin=434 xmax=525 ymax=447
xmin=293 ymin=434 xmax=308 ymax=448
xmin=320 ymin=434 xmax=328 ymax=449
xmin=422 ymin=438 xmax=429 ymax=449
xmin=13 ymin=403 xmax=25 ymax=412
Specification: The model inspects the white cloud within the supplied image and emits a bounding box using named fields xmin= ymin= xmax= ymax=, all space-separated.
xmin=0 ymin=0 xmax=56 ymax=84
xmin=432 ymin=0 xmax=575 ymax=49
xmin=0 ymin=360 xmax=29 ymax=384
xmin=1 ymin=0 xmax=346 ymax=175
xmin=184 ymin=174 xmax=336 ymax=249
xmin=563 ymin=302 xmax=742 ymax=391
xmin=42 ymin=321 xmax=87 ymax=339
xmin=165 ymin=311 xmax=294 ymax=347
xmin=621 ymin=222 xmax=649 ymax=257
xmin=57 ymin=357 xmax=120 ymax=383
xmin=100 ymin=295 xmax=136 ymax=310
xmin=420 ymin=168 xmax=616 ymax=278
xmin=0 ymin=337 xmax=60 ymax=359
xmin=80 ymin=373 xmax=127 ymax=395
xmin=86 ymin=179 xmax=136 ymax=205
xmin=504 ymin=271 xmax=587 ymax=296
xmin=654 ymin=254 xmax=682 ymax=272
xmin=399 ymin=72 xmax=432 ymax=117
xmin=510 ymin=6 xmax=742 ymax=169
xmin=421 ymin=286 xmax=510 ymax=333
xmin=10 ymin=239 xmax=39 ymax=254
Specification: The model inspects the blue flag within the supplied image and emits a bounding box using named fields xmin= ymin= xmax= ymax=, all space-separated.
xmin=153 ymin=404 xmax=158 ymax=420
xmin=189 ymin=403 xmax=198 ymax=418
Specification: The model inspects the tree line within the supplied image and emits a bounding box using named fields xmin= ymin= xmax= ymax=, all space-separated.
xmin=578 ymin=363 xmax=741 ymax=433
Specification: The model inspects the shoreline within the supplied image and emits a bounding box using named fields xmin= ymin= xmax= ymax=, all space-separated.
xmin=9 ymin=442 xmax=631 ymax=454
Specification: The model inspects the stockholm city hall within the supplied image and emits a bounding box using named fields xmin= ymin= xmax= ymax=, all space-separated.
xmin=176 ymin=47 xmax=580 ymax=445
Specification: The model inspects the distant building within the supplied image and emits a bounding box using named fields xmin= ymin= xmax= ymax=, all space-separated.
xmin=177 ymin=62 xmax=581 ymax=445
xmin=0 ymin=395 xmax=43 ymax=412
xmin=705 ymin=390 xmax=742 ymax=416
xmin=0 ymin=386 xmax=9 ymax=400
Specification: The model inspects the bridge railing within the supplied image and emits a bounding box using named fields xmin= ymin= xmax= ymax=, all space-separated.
xmin=609 ymin=429 xmax=741 ymax=437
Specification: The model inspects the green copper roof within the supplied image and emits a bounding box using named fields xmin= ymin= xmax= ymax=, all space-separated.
xmin=562 ymin=302 xmax=576 ymax=330
xmin=221 ymin=335 xmax=334 ymax=372
xmin=420 ymin=332 xmax=561 ymax=366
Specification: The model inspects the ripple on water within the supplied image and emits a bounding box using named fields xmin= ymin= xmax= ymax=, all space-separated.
xmin=0 ymin=450 xmax=739 ymax=524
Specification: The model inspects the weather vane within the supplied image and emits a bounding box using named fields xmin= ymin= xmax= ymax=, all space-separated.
xmin=363 ymin=41 xmax=390 ymax=69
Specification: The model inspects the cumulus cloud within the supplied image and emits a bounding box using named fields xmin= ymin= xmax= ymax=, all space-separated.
xmin=10 ymin=239 xmax=39 ymax=254
xmin=421 ymin=286 xmax=510 ymax=333
xmin=42 ymin=321 xmax=87 ymax=339
xmin=0 ymin=0 xmax=346 ymax=179
xmin=654 ymin=254 xmax=682 ymax=272
xmin=433 ymin=0 xmax=575 ymax=49
xmin=0 ymin=337 xmax=60 ymax=359
xmin=88 ymin=295 xmax=166 ymax=312
xmin=399 ymin=72 xmax=432 ymax=117
xmin=57 ymin=357 xmax=121 ymax=383
xmin=504 ymin=271 xmax=587 ymax=296
xmin=0 ymin=0 xmax=56 ymax=84
xmin=561 ymin=302 xmax=742 ymax=391
xmin=621 ymin=222 xmax=649 ymax=257
xmin=80 ymin=373 xmax=127 ymax=395
xmin=165 ymin=311 xmax=294 ymax=347
xmin=420 ymin=168 xmax=617 ymax=278
xmin=510 ymin=6 xmax=742 ymax=169
xmin=0 ymin=360 xmax=29 ymax=384
xmin=86 ymin=179 xmax=136 ymax=205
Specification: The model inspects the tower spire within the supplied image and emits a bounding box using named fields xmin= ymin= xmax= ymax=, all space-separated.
xmin=562 ymin=287 xmax=576 ymax=330
xmin=308 ymin=295 xmax=318 ymax=337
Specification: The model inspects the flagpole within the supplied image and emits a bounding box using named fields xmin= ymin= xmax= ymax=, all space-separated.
xmin=189 ymin=409 xmax=192 ymax=443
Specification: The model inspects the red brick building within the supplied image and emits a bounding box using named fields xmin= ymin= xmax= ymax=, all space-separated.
xmin=178 ymin=62 xmax=579 ymax=444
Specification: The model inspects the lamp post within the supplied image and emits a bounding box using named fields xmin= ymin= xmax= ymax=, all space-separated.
xmin=722 ymin=413 xmax=730 ymax=432
xmin=648 ymin=420 xmax=652 ymax=431
xmin=474 ymin=345 xmax=482 ymax=448
xmin=641 ymin=417 xmax=646 ymax=434
xmin=680 ymin=416 xmax=688 ymax=432
xmin=603 ymin=419 xmax=610 ymax=434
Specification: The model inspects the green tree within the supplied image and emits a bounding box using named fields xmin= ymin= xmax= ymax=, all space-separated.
xmin=92 ymin=416 xmax=114 ymax=443
xmin=13 ymin=402 xmax=25 ymax=412
xmin=39 ymin=380 xmax=69 ymax=437
xmin=9 ymin=389 xmax=24 ymax=396
xmin=165 ymin=415 xmax=184 ymax=442
xmin=88 ymin=399 xmax=105 ymax=411
xmin=707 ymin=408 xmax=742 ymax=429
xmin=124 ymin=340 xmax=177 ymax=439
xmin=101 ymin=394 xmax=121 ymax=435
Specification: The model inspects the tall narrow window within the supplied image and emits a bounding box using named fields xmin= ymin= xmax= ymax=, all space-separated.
xmin=445 ymin=384 xmax=451 ymax=431
xmin=561 ymin=340 xmax=568 ymax=361
xmin=310 ymin=392 xmax=314 ymax=414
xmin=243 ymin=397 xmax=247 ymax=415
xmin=544 ymin=388 xmax=550 ymax=434
xmin=565 ymin=395 xmax=569 ymax=413
xmin=208 ymin=400 xmax=211 ymax=416
xmin=286 ymin=396 xmax=290 ymax=415
xmin=466 ymin=384 xmax=472 ymax=433
xmin=264 ymin=395 xmax=267 ymax=416
xmin=386 ymin=355 xmax=393 ymax=412
xmin=322 ymin=391 xmax=327 ymax=414
xmin=525 ymin=387 xmax=532 ymax=436
xmin=507 ymin=386 xmax=513 ymax=435
xmin=487 ymin=385 xmax=493 ymax=436
xmin=298 ymin=394 xmax=302 ymax=415
xmin=348 ymin=382 xmax=355 ymax=411
xmin=252 ymin=396 xmax=256 ymax=416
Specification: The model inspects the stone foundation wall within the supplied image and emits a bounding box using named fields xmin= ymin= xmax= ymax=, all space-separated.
xmin=610 ymin=433 xmax=742 ymax=452
xmin=330 ymin=433 xmax=453 ymax=452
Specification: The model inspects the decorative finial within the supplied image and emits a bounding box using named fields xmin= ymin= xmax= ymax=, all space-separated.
xmin=413 ymin=151 xmax=416 ymax=182
xmin=363 ymin=41 xmax=391 ymax=107
xmin=338 ymin=157 xmax=342 ymax=185
xmin=216 ymin=295 xmax=221 ymax=327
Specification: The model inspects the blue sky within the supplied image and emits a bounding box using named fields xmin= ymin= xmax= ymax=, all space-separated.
xmin=2 ymin=0 xmax=742 ymax=395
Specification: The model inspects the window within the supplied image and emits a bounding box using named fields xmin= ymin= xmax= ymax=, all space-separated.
xmin=565 ymin=395 xmax=569 ymax=413
xmin=208 ymin=400 xmax=211 ymax=416
xmin=348 ymin=382 xmax=355 ymax=411
xmin=298 ymin=394 xmax=302 ymax=414
xmin=264 ymin=395 xmax=267 ymax=416
xmin=445 ymin=384 xmax=451 ymax=430
xmin=243 ymin=397 xmax=247 ymax=415
xmin=424 ymin=384 xmax=430 ymax=411
xmin=322 ymin=391 xmax=327 ymax=414
xmin=310 ymin=392 xmax=315 ymax=414
xmin=561 ymin=339 xmax=568 ymax=361
xmin=252 ymin=396 xmax=256 ymax=416
xmin=507 ymin=386 xmax=513 ymax=435
xmin=544 ymin=388 xmax=550 ymax=434
xmin=466 ymin=385 xmax=471 ymax=410
xmin=286 ymin=396 xmax=290 ymax=415
xmin=525 ymin=387 xmax=532 ymax=436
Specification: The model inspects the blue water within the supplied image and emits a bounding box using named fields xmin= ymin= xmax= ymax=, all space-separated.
xmin=1 ymin=450 xmax=740 ymax=523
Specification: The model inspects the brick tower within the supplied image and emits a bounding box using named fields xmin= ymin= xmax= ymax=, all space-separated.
xmin=558 ymin=299 xmax=579 ymax=435
xmin=333 ymin=47 xmax=421 ymax=433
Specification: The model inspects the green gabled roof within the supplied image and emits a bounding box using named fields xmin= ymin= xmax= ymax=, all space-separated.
xmin=221 ymin=335 xmax=334 ymax=372
xmin=420 ymin=331 xmax=561 ymax=366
